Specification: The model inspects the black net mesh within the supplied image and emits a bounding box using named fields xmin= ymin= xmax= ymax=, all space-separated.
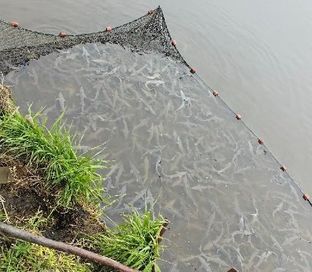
xmin=0 ymin=7 xmax=187 ymax=76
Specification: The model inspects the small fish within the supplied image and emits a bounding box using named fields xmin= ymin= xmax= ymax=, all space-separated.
xmin=239 ymin=216 xmax=245 ymax=232
xmin=64 ymin=51 xmax=80 ymax=61
xmin=79 ymin=86 xmax=87 ymax=100
xmin=82 ymin=46 xmax=90 ymax=66
xmin=147 ymin=123 xmax=154 ymax=144
xmin=144 ymin=80 xmax=164 ymax=90
xmin=143 ymin=156 xmax=149 ymax=183
xmin=194 ymin=136 xmax=204 ymax=147
xmin=139 ymin=98 xmax=156 ymax=116
xmin=90 ymin=116 xmax=97 ymax=132
xmin=272 ymin=202 xmax=283 ymax=218
xmin=28 ymin=67 xmax=39 ymax=85
xmin=129 ymin=161 xmax=141 ymax=181
xmin=146 ymin=73 xmax=160 ymax=80
xmin=104 ymin=67 xmax=118 ymax=76
xmin=239 ymin=215 xmax=255 ymax=236
xmin=92 ymin=43 xmax=101 ymax=55
xmin=129 ymin=189 xmax=147 ymax=206
xmin=121 ymin=117 xmax=129 ymax=139
xmin=89 ymin=88 xmax=100 ymax=102
xmin=192 ymin=184 xmax=210 ymax=192
xmin=92 ymin=59 xmax=109 ymax=64
xmin=254 ymin=251 xmax=274 ymax=269
xmin=115 ymin=163 xmax=124 ymax=185
xmin=101 ymin=88 xmax=114 ymax=107
xmin=185 ymin=137 xmax=191 ymax=153
xmin=145 ymin=189 xmax=155 ymax=206
xmin=176 ymin=90 xmax=191 ymax=112
xmin=42 ymin=105 xmax=56 ymax=115
xmin=216 ymin=161 xmax=232 ymax=174
xmin=79 ymin=86 xmax=87 ymax=113
xmin=153 ymin=125 xmax=160 ymax=146
xmin=176 ymin=135 xmax=184 ymax=154
xmin=167 ymin=171 xmax=187 ymax=180
xmin=250 ymin=208 xmax=259 ymax=218
xmin=282 ymin=235 xmax=298 ymax=247
xmin=130 ymin=64 xmax=148 ymax=76
xmin=85 ymin=127 xmax=105 ymax=142
xmin=74 ymin=145 xmax=91 ymax=153
xmin=56 ymin=92 xmax=65 ymax=112
xmin=131 ymin=135 xmax=139 ymax=153
xmin=159 ymin=100 xmax=173 ymax=119
xmin=169 ymin=153 xmax=183 ymax=171
xmin=106 ymin=162 xmax=121 ymax=178
xmin=164 ymin=201 xmax=184 ymax=218
xmin=155 ymin=155 xmax=162 ymax=178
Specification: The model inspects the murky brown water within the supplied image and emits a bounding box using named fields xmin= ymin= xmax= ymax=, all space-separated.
xmin=1 ymin=1 xmax=312 ymax=271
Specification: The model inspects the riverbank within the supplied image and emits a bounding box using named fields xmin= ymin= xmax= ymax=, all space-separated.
xmin=0 ymin=84 xmax=166 ymax=271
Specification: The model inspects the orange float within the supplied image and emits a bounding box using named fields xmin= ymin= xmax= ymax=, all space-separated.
xmin=235 ymin=113 xmax=242 ymax=120
xmin=106 ymin=26 xmax=112 ymax=32
xmin=303 ymin=194 xmax=310 ymax=201
xmin=10 ymin=21 xmax=19 ymax=27
xmin=58 ymin=32 xmax=67 ymax=38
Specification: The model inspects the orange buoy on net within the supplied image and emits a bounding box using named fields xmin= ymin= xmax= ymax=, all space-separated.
xmin=235 ymin=113 xmax=242 ymax=120
xmin=106 ymin=26 xmax=112 ymax=32
xmin=258 ymin=138 xmax=264 ymax=145
xmin=190 ymin=68 xmax=196 ymax=74
xmin=280 ymin=166 xmax=287 ymax=172
xmin=58 ymin=32 xmax=67 ymax=38
xmin=171 ymin=39 xmax=177 ymax=46
xmin=147 ymin=10 xmax=154 ymax=15
xmin=213 ymin=90 xmax=219 ymax=97
xmin=10 ymin=21 xmax=19 ymax=28
xmin=303 ymin=194 xmax=310 ymax=201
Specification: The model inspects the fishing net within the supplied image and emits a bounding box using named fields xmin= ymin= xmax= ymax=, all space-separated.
xmin=1 ymin=6 xmax=312 ymax=272
xmin=0 ymin=7 xmax=185 ymax=76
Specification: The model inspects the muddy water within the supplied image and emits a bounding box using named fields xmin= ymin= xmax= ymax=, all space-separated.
xmin=5 ymin=44 xmax=312 ymax=271
xmin=1 ymin=0 xmax=312 ymax=194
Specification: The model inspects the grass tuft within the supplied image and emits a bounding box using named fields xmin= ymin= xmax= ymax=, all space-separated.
xmin=0 ymin=210 xmax=5 ymax=222
xmin=0 ymin=109 xmax=105 ymax=207
xmin=0 ymin=242 xmax=91 ymax=272
xmin=0 ymin=90 xmax=167 ymax=271
xmin=93 ymin=210 xmax=166 ymax=272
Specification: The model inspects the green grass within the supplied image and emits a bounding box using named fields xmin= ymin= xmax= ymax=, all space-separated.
xmin=0 ymin=212 xmax=92 ymax=272
xmin=0 ymin=109 xmax=105 ymax=207
xmin=0 ymin=210 xmax=5 ymax=222
xmin=0 ymin=98 xmax=167 ymax=271
xmin=0 ymin=242 xmax=91 ymax=272
xmin=93 ymin=211 xmax=166 ymax=272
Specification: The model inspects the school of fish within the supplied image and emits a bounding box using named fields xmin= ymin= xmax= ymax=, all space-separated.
xmin=5 ymin=43 xmax=312 ymax=272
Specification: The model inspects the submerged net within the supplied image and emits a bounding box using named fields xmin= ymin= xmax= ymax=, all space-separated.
xmin=1 ymin=6 xmax=312 ymax=271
